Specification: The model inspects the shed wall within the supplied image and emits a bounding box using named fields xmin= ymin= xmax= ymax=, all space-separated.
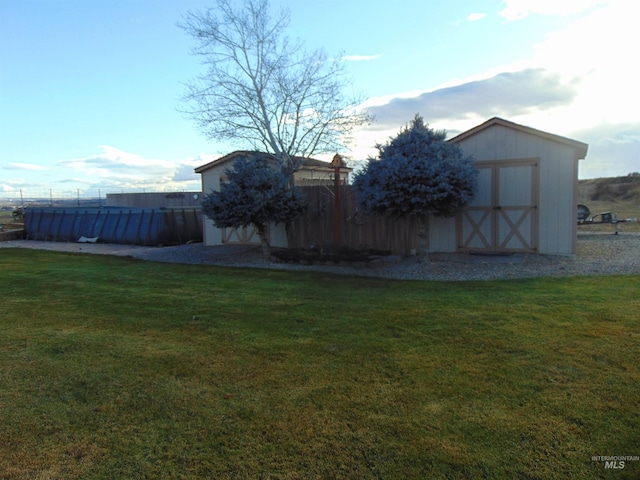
xmin=428 ymin=216 xmax=456 ymax=253
xmin=200 ymin=169 xmax=223 ymax=245
xmin=199 ymin=164 xmax=289 ymax=247
xmin=454 ymin=125 xmax=580 ymax=255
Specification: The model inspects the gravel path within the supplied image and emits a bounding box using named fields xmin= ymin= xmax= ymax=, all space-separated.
xmin=1 ymin=232 xmax=639 ymax=282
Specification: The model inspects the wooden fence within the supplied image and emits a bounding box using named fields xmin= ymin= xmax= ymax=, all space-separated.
xmin=288 ymin=186 xmax=418 ymax=255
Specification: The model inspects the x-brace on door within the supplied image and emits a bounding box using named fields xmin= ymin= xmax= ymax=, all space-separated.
xmin=457 ymin=160 xmax=539 ymax=253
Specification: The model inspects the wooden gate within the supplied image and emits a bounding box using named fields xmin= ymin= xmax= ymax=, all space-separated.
xmin=458 ymin=160 xmax=539 ymax=252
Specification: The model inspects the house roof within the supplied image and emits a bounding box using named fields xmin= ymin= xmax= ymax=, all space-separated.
xmin=194 ymin=150 xmax=352 ymax=174
xmin=449 ymin=117 xmax=589 ymax=160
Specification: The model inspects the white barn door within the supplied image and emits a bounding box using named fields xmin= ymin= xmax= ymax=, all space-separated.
xmin=458 ymin=166 xmax=494 ymax=250
xmin=458 ymin=161 xmax=538 ymax=252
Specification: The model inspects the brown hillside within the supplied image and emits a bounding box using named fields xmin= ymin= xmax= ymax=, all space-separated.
xmin=577 ymin=175 xmax=640 ymax=232
xmin=578 ymin=175 xmax=640 ymax=204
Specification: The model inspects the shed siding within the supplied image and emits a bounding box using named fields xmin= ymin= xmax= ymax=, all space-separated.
xmin=538 ymin=145 xmax=578 ymax=255
xmin=201 ymin=165 xmax=278 ymax=246
xmin=456 ymin=125 xmax=580 ymax=255
xmin=540 ymin=142 xmax=578 ymax=255
xmin=429 ymin=216 xmax=457 ymax=252
xmin=198 ymin=154 xmax=337 ymax=247
xmin=269 ymin=223 xmax=288 ymax=248
xmin=200 ymin=170 xmax=223 ymax=245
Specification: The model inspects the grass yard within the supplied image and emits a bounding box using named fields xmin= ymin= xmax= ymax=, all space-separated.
xmin=1 ymin=249 xmax=639 ymax=479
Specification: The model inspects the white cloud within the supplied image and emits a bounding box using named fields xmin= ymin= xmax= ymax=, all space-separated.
xmin=531 ymin=2 xmax=639 ymax=129
xmin=61 ymin=146 xmax=174 ymax=173
xmin=0 ymin=178 xmax=46 ymax=194
xmin=0 ymin=183 xmax=18 ymax=193
xmin=467 ymin=13 xmax=486 ymax=22
xmin=571 ymin=122 xmax=640 ymax=178
xmin=351 ymin=0 xmax=639 ymax=178
xmin=365 ymin=69 xmax=579 ymax=130
xmin=56 ymin=146 xmax=204 ymax=191
xmin=353 ymin=67 xmax=581 ymax=160
xmin=499 ymin=0 xmax=609 ymax=21
xmin=3 ymin=162 xmax=47 ymax=171
xmin=173 ymin=163 xmax=201 ymax=182
xmin=343 ymin=54 xmax=381 ymax=62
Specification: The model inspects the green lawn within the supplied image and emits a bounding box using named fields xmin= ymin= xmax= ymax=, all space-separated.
xmin=1 ymin=249 xmax=639 ymax=479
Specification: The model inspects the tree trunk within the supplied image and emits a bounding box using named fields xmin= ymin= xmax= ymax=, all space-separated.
xmin=280 ymin=155 xmax=296 ymax=189
xmin=257 ymin=224 xmax=271 ymax=257
xmin=416 ymin=215 xmax=430 ymax=259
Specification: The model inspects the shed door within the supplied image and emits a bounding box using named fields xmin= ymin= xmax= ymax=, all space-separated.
xmin=458 ymin=161 xmax=538 ymax=252
xmin=221 ymin=225 xmax=264 ymax=245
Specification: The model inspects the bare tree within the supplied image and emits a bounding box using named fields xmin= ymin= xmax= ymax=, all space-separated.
xmin=178 ymin=0 xmax=370 ymax=179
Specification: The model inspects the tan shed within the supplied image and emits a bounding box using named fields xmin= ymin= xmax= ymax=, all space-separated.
xmin=194 ymin=150 xmax=351 ymax=247
xmin=429 ymin=117 xmax=588 ymax=256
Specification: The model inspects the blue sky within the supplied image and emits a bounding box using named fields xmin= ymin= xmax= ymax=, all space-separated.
xmin=1 ymin=0 xmax=638 ymax=198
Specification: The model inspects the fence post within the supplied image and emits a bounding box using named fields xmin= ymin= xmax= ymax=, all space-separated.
xmin=331 ymin=154 xmax=345 ymax=248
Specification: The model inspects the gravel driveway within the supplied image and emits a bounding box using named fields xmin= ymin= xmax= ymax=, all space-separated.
xmin=1 ymin=232 xmax=639 ymax=282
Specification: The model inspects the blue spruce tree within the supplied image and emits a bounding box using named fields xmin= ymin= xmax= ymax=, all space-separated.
xmin=201 ymin=155 xmax=305 ymax=256
xmin=354 ymin=114 xmax=478 ymax=255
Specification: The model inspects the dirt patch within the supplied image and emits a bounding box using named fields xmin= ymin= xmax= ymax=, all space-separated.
xmin=0 ymin=223 xmax=24 ymax=230
xmin=0 ymin=228 xmax=24 ymax=242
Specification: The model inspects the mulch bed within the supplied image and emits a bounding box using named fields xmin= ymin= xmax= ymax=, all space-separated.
xmin=270 ymin=247 xmax=401 ymax=268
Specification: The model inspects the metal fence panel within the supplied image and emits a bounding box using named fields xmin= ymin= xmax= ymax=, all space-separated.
xmin=24 ymin=207 xmax=203 ymax=246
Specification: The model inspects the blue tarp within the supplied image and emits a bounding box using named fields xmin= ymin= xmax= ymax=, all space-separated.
xmin=24 ymin=207 xmax=202 ymax=246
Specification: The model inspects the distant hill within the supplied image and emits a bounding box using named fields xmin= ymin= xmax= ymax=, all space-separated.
xmin=578 ymin=175 xmax=640 ymax=204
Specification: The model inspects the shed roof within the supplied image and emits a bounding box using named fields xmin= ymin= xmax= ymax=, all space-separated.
xmin=449 ymin=117 xmax=588 ymax=160
xmin=194 ymin=150 xmax=352 ymax=174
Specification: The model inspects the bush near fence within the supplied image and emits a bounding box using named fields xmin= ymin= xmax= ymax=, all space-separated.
xmin=288 ymin=186 xmax=418 ymax=255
